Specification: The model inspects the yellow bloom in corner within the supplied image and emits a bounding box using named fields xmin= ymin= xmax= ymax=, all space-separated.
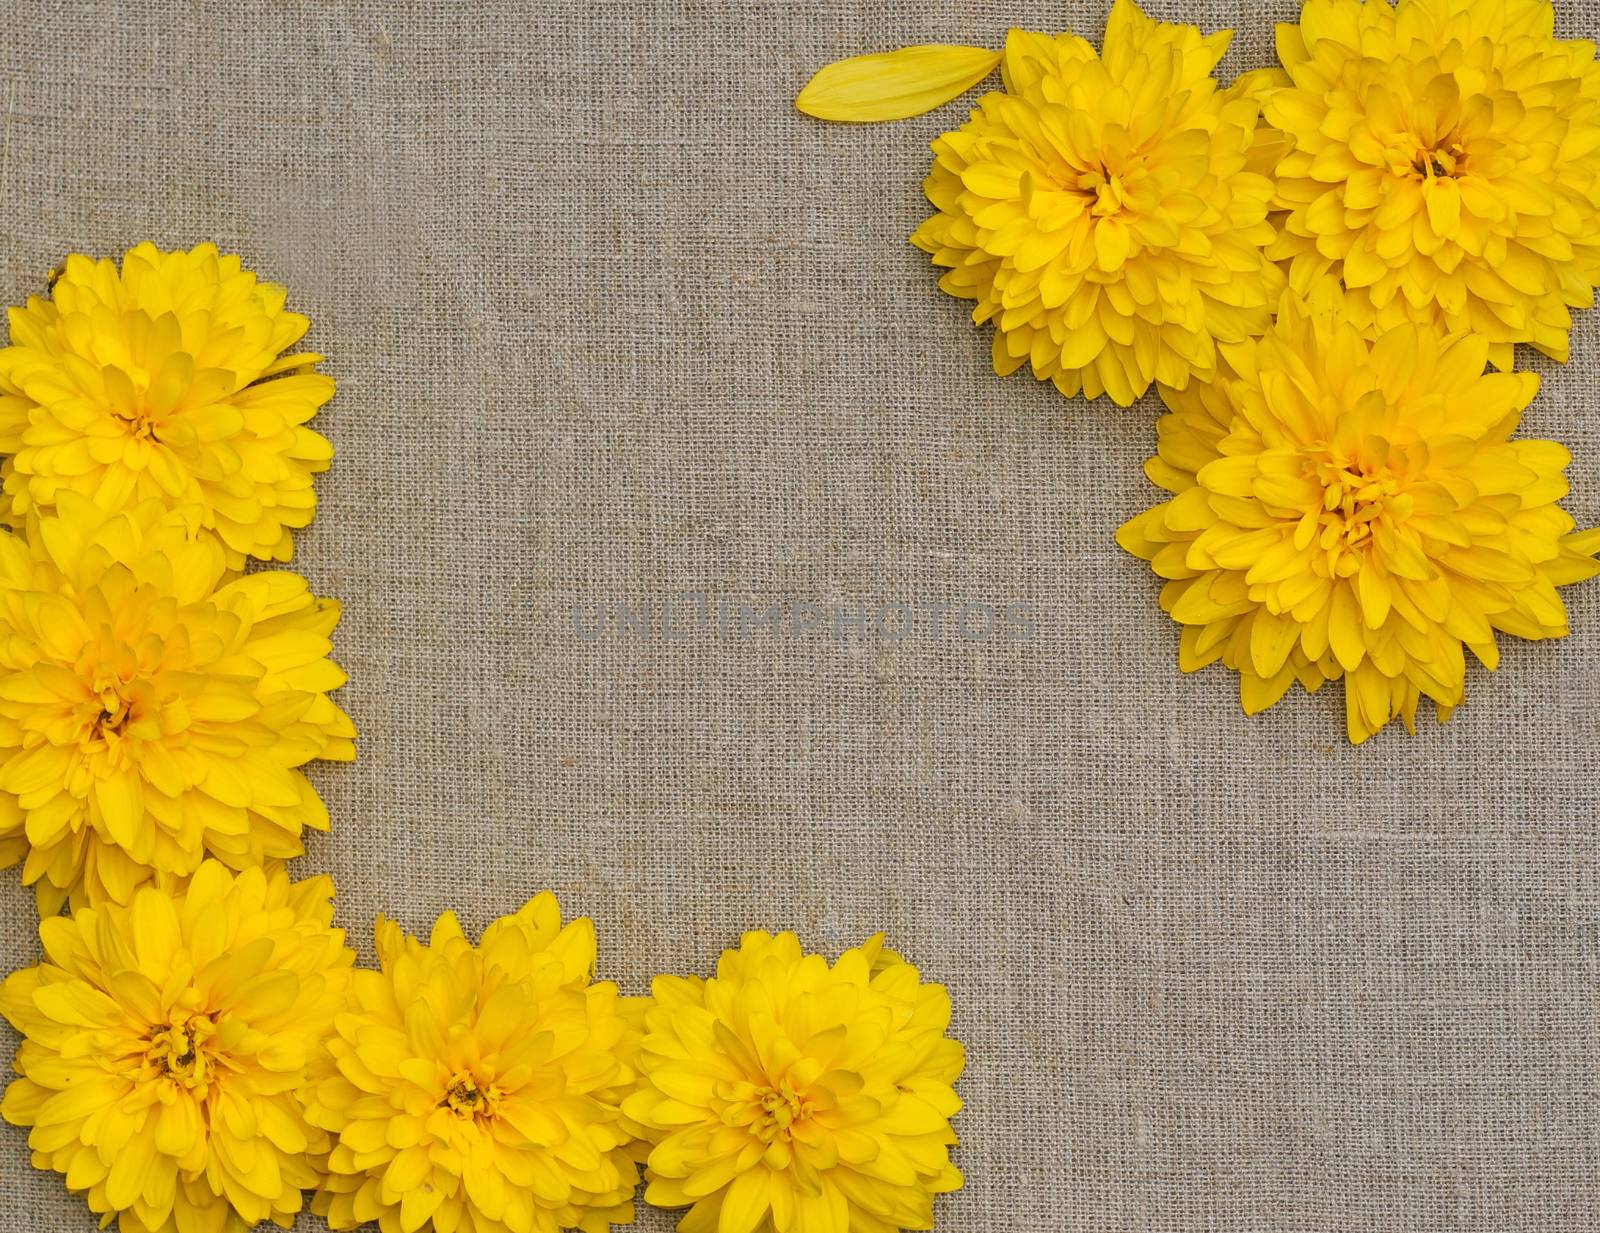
xmin=909 ymin=1 xmax=1282 ymax=405
xmin=307 ymin=893 xmax=643 ymax=1233
xmin=1266 ymin=0 xmax=1600 ymax=369
xmin=1118 ymin=300 xmax=1600 ymax=743
xmin=0 ymin=494 xmax=355 ymax=911
xmin=0 ymin=862 xmax=354 ymax=1233
xmin=0 ymin=242 xmax=335 ymax=567
xmin=625 ymin=931 xmax=964 ymax=1233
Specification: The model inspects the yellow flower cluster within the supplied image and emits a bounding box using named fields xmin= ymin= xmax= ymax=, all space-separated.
xmin=798 ymin=0 xmax=1600 ymax=742
xmin=0 ymin=243 xmax=367 ymax=1233
xmin=0 ymin=248 xmax=968 ymax=1230
xmin=1 ymin=243 xmax=333 ymax=566
xmin=4 ymin=882 xmax=965 ymax=1233
xmin=0 ymin=243 xmax=354 ymax=911
xmin=0 ymin=495 xmax=353 ymax=911
xmin=910 ymin=11 xmax=1282 ymax=405
xmin=800 ymin=0 xmax=1285 ymax=405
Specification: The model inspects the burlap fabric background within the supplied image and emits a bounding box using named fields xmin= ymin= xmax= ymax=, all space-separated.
xmin=1 ymin=1 xmax=1598 ymax=1230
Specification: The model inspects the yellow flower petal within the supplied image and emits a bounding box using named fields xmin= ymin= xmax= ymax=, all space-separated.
xmin=796 ymin=44 xmax=1000 ymax=122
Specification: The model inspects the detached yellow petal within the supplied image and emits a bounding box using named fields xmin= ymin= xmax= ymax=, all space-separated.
xmin=796 ymin=44 xmax=1000 ymax=122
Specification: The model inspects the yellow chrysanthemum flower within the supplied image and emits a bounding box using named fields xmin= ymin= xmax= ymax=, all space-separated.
xmin=0 ymin=494 xmax=355 ymax=911
xmin=1265 ymin=0 xmax=1600 ymax=368
xmin=0 ymin=861 xmax=354 ymax=1233
xmin=908 ymin=1 xmax=1282 ymax=405
xmin=624 ymin=931 xmax=965 ymax=1233
xmin=1117 ymin=299 xmax=1600 ymax=743
xmin=307 ymin=893 xmax=643 ymax=1233
xmin=0 ymin=241 xmax=335 ymax=567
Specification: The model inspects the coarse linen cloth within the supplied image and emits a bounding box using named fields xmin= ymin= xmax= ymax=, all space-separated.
xmin=0 ymin=2 xmax=1597 ymax=1230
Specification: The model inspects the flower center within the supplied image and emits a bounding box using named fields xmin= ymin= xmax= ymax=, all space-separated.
xmin=114 ymin=405 xmax=161 ymax=439
xmin=1303 ymin=447 xmax=1412 ymax=574
xmin=1402 ymin=134 xmax=1466 ymax=180
xmin=111 ymin=365 xmax=167 ymax=440
xmin=85 ymin=689 xmax=133 ymax=747
xmin=147 ymin=1013 xmax=219 ymax=1091
xmin=752 ymin=1079 xmax=813 ymax=1142
xmin=1075 ymin=166 xmax=1128 ymax=217
xmin=442 ymin=1070 xmax=501 ymax=1120
xmin=73 ymin=661 xmax=146 ymax=756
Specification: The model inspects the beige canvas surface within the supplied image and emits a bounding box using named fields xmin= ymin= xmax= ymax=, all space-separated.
xmin=1 ymin=1 xmax=1598 ymax=1230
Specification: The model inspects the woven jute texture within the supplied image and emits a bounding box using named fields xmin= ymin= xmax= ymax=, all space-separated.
xmin=1 ymin=1 xmax=1598 ymax=1230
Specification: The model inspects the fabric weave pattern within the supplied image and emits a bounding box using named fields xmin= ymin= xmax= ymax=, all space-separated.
xmin=0 ymin=2 xmax=1597 ymax=1230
